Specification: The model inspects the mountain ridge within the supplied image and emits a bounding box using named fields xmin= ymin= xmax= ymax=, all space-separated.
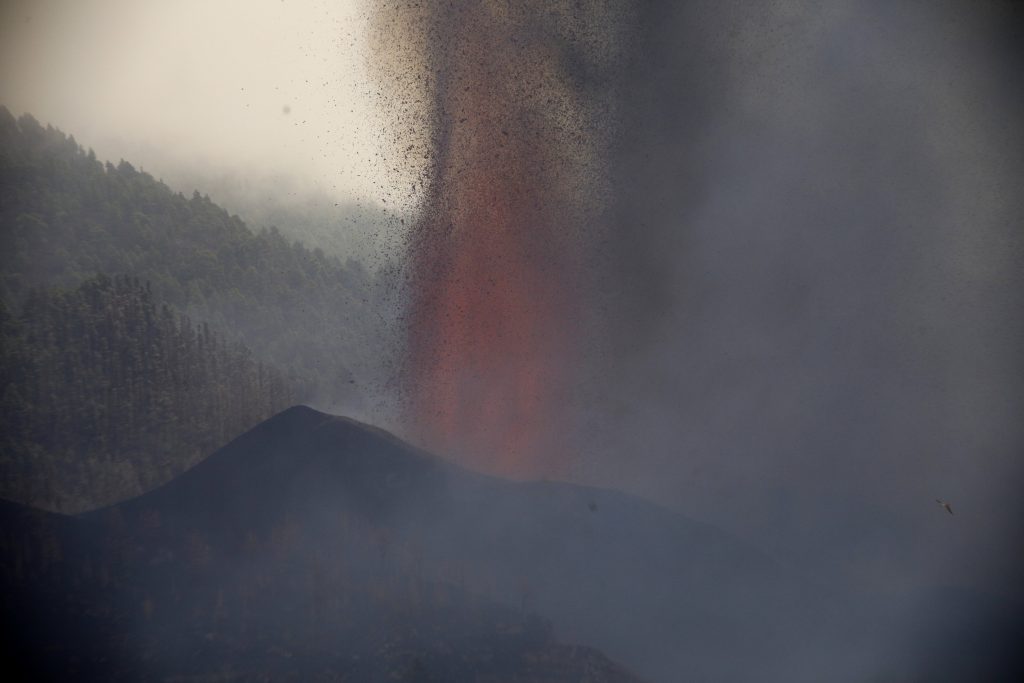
xmin=6 ymin=406 xmax=1018 ymax=681
xmin=4 ymin=405 xmax=807 ymax=682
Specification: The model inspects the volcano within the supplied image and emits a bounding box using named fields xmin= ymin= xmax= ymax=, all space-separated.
xmin=1 ymin=408 xmax=645 ymax=682
xmin=3 ymin=407 xmax=1019 ymax=682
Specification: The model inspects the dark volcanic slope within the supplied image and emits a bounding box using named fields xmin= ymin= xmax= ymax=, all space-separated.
xmin=84 ymin=406 xmax=820 ymax=681
xmin=0 ymin=407 xmax=820 ymax=682
xmin=6 ymin=406 xmax=1016 ymax=681
xmin=2 ymin=408 xmax=651 ymax=682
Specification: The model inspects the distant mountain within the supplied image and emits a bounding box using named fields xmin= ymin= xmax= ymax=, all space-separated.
xmin=0 ymin=108 xmax=397 ymax=510
xmin=0 ymin=274 xmax=295 ymax=511
xmin=0 ymin=107 xmax=391 ymax=410
xmin=134 ymin=160 xmax=402 ymax=266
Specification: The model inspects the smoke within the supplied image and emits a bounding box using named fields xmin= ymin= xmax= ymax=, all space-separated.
xmin=588 ymin=0 xmax=1024 ymax=596
xmin=373 ymin=0 xmax=636 ymax=478
xmin=376 ymin=0 xmax=1024 ymax=598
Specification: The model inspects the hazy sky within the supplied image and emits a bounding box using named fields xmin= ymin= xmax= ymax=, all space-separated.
xmin=0 ymin=0 xmax=408 ymax=205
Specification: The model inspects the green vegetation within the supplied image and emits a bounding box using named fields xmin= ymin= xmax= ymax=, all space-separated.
xmin=0 ymin=274 xmax=295 ymax=510
xmin=0 ymin=107 xmax=389 ymax=510
xmin=0 ymin=107 xmax=385 ymax=406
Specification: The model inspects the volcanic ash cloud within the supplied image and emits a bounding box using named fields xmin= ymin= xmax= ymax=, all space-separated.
xmin=370 ymin=0 xmax=635 ymax=478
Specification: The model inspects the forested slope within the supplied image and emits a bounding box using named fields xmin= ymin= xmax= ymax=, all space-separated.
xmin=0 ymin=108 xmax=386 ymax=510
xmin=0 ymin=107 xmax=387 ymax=407
xmin=0 ymin=275 xmax=295 ymax=510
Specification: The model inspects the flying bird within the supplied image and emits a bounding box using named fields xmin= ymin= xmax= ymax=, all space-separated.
xmin=935 ymin=498 xmax=953 ymax=515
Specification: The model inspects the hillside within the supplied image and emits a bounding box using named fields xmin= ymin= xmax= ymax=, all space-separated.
xmin=0 ymin=108 xmax=396 ymax=510
xmin=1 ymin=496 xmax=647 ymax=682
xmin=4 ymin=406 xmax=1020 ymax=681
xmin=0 ymin=408 xmax=652 ymax=683
xmin=0 ymin=107 xmax=389 ymax=410
xmin=0 ymin=274 xmax=295 ymax=511
xmin=0 ymin=406 xmax=821 ymax=682
xmin=99 ymin=407 xmax=818 ymax=682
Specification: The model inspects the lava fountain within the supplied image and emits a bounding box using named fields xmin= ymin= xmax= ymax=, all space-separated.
xmin=374 ymin=1 xmax=633 ymax=478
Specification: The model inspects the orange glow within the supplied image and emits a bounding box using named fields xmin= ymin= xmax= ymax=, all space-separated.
xmin=405 ymin=13 xmax=581 ymax=478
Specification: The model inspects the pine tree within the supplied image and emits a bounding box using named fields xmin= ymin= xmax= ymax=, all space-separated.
xmin=0 ymin=275 xmax=296 ymax=512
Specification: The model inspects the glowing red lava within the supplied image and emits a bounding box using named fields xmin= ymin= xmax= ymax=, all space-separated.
xmin=405 ymin=18 xmax=584 ymax=479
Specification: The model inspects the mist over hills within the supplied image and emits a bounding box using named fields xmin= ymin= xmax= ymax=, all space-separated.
xmin=0 ymin=274 xmax=295 ymax=510
xmin=0 ymin=109 xmax=398 ymax=511
xmin=122 ymin=158 xmax=405 ymax=268
xmin=3 ymin=406 xmax=1020 ymax=681
xmin=0 ymin=107 xmax=393 ymax=407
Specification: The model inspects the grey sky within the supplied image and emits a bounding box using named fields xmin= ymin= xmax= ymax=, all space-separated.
xmin=0 ymin=0 xmax=416 ymax=206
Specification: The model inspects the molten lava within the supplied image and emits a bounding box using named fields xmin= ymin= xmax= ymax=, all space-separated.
xmin=404 ymin=10 xmax=587 ymax=478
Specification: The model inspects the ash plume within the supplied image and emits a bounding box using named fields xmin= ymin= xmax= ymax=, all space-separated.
xmin=372 ymin=0 xmax=1024 ymax=617
xmin=371 ymin=0 xmax=636 ymax=478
